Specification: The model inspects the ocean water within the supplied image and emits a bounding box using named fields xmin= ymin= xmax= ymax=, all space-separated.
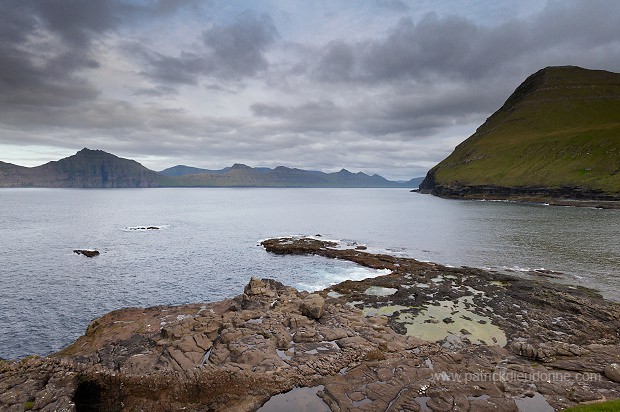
xmin=1 ymin=188 xmax=619 ymax=360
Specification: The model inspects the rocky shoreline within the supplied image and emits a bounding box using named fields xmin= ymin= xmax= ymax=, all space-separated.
xmin=417 ymin=178 xmax=620 ymax=209
xmin=1 ymin=237 xmax=619 ymax=411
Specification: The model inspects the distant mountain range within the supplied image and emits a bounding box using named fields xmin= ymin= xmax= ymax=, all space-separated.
xmin=0 ymin=148 xmax=423 ymax=188
xmin=420 ymin=66 xmax=620 ymax=201
xmin=159 ymin=165 xmax=274 ymax=176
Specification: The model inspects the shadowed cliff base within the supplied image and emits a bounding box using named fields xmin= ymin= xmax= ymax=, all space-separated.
xmin=419 ymin=172 xmax=620 ymax=209
xmin=1 ymin=237 xmax=619 ymax=411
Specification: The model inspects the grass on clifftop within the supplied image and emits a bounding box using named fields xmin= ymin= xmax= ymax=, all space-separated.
xmin=432 ymin=66 xmax=620 ymax=194
xmin=562 ymin=399 xmax=620 ymax=412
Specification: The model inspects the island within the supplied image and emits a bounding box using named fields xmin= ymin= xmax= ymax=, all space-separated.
xmin=1 ymin=237 xmax=619 ymax=411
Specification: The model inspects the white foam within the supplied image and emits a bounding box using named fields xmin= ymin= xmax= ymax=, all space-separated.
xmin=503 ymin=265 xmax=531 ymax=273
xmin=295 ymin=267 xmax=392 ymax=292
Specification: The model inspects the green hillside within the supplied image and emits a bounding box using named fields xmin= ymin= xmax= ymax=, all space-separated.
xmin=166 ymin=164 xmax=411 ymax=187
xmin=420 ymin=66 xmax=620 ymax=200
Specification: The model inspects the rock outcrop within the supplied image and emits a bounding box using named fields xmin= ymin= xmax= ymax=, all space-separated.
xmin=73 ymin=249 xmax=100 ymax=258
xmin=1 ymin=237 xmax=619 ymax=411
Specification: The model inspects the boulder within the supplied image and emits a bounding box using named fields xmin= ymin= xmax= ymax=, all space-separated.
xmin=244 ymin=278 xmax=276 ymax=298
xmin=604 ymin=363 xmax=620 ymax=383
xmin=301 ymin=294 xmax=325 ymax=320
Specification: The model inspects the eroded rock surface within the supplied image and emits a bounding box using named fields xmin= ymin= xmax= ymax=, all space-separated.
xmin=1 ymin=237 xmax=619 ymax=411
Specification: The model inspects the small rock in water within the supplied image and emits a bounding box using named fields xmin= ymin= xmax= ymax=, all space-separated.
xmin=528 ymin=268 xmax=564 ymax=278
xmin=73 ymin=249 xmax=100 ymax=258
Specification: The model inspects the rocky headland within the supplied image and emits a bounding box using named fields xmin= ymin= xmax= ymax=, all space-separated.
xmin=419 ymin=66 xmax=620 ymax=205
xmin=1 ymin=237 xmax=619 ymax=411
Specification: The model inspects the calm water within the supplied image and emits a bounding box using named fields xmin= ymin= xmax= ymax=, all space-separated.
xmin=1 ymin=188 xmax=619 ymax=360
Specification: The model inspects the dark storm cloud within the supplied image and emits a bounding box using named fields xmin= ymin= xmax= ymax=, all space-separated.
xmin=0 ymin=1 xmax=99 ymax=107
xmin=202 ymin=11 xmax=278 ymax=77
xmin=137 ymin=11 xmax=278 ymax=85
xmin=310 ymin=1 xmax=620 ymax=85
xmin=270 ymin=0 xmax=620 ymax=143
xmin=33 ymin=1 xmax=126 ymax=47
xmin=0 ymin=0 xmax=197 ymax=107
xmin=314 ymin=41 xmax=357 ymax=82
xmin=31 ymin=0 xmax=200 ymax=46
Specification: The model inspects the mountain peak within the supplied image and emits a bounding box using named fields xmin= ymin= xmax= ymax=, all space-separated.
xmin=500 ymin=65 xmax=613 ymax=112
xmin=72 ymin=148 xmax=118 ymax=160
xmin=230 ymin=163 xmax=252 ymax=170
xmin=76 ymin=148 xmax=100 ymax=155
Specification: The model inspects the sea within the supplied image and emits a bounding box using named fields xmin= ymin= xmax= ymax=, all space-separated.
xmin=1 ymin=188 xmax=619 ymax=360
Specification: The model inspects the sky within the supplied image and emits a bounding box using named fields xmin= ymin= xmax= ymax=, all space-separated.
xmin=1 ymin=0 xmax=620 ymax=179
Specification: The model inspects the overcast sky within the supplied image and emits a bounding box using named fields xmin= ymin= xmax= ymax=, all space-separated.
xmin=1 ymin=0 xmax=619 ymax=179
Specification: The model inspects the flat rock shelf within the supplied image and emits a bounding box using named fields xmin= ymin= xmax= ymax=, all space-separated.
xmin=1 ymin=237 xmax=619 ymax=411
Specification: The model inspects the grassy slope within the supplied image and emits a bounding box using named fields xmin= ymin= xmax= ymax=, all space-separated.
xmin=562 ymin=399 xmax=620 ymax=412
xmin=430 ymin=66 xmax=620 ymax=194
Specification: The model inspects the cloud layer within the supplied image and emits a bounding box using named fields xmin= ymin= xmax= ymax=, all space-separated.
xmin=1 ymin=0 xmax=619 ymax=178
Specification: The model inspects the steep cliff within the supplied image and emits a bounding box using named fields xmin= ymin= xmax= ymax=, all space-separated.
xmin=420 ymin=66 xmax=620 ymax=200
xmin=0 ymin=148 xmax=164 ymax=188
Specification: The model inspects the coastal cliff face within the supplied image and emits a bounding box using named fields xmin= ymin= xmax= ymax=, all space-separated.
xmin=0 ymin=148 xmax=163 ymax=188
xmin=419 ymin=66 xmax=620 ymax=201
xmin=1 ymin=237 xmax=619 ymax=411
